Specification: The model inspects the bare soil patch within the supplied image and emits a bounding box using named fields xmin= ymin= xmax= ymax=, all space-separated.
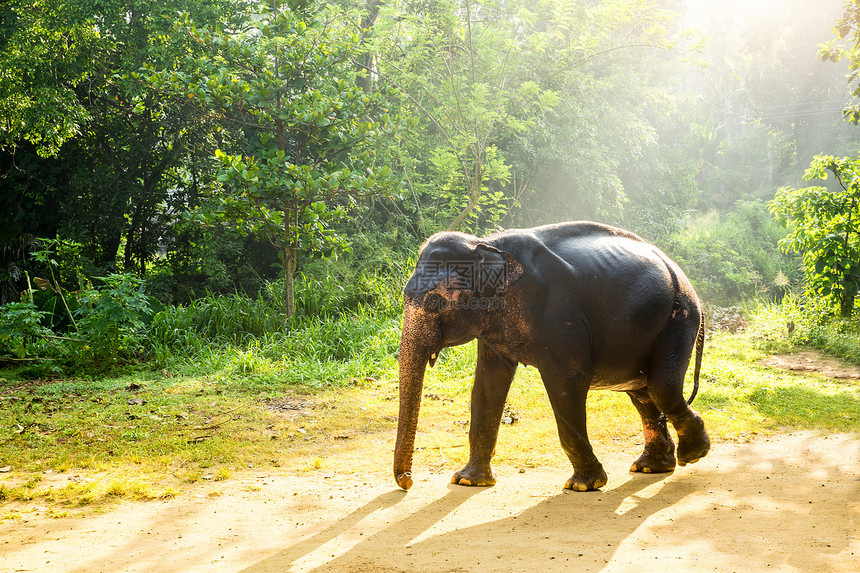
xmin=2 ymin=432 xmax=858 ymax=573
xmin=761 ymin=350 xmax=860 ymax=380
xmin=265 ymin=395 xmax=317 ymax=417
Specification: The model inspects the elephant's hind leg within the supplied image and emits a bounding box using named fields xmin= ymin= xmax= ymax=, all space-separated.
xmin=627 ymin=388 xmax=676 ymax=473
xmin=646 ymin=321 xmax=711 ymax=467
xmin=652 ymin=398 xmax=709 ymax=467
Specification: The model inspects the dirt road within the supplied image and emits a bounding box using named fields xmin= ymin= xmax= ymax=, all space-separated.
xmin=2 ymin=432 xmax=858 ymax=572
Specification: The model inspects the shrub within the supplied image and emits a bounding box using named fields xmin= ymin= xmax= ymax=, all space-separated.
xmin=748 ymin=294 xmax=860 ymax=364
xmin=1 ymin=273 xmax=157 ymax=371
xmin=73 ymin=274 xmax=154 ymax=366
xmin=0 ymin=301 xmax=53 ymax=360
xmin=669 ymin=201 xmax=800 ymax=305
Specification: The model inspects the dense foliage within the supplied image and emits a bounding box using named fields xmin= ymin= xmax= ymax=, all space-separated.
xmin=770 ymin=155 xmax=860 ymax=317
xmin=2 ymin=0 xmax=860 ymax=371
xmin=145 ymin=3 xmax=400 ymax=316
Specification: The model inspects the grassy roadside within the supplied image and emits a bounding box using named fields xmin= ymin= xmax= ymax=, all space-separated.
xmin=1 ymin=328 xmax=859 ymax=520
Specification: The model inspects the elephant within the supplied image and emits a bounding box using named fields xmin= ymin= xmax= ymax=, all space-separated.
xmin=393 ymin=221 xmax=710 ymax=492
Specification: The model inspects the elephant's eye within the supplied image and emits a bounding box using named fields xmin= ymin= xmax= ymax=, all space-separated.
xmin=424 ymin=293 xmax=445 ymax=311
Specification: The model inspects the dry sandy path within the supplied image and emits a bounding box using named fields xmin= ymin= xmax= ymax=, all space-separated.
xmin=1 ymin=432 xmax=858 ymax=573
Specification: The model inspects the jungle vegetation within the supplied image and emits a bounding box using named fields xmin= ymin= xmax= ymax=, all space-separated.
xmin=1 ymin=0 xmax=860 ymax=375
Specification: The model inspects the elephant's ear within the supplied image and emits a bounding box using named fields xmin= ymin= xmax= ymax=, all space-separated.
xmin=475 ymin=243 xmax=524 ymax=295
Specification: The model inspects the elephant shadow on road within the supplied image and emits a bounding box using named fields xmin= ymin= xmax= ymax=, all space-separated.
xmin=241 ymin=435 xmax=860 ymax=572
xmin=240 ymin=469 xmax=696 ymax=572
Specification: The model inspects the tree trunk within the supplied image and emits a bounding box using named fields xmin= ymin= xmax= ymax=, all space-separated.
xmin=284 ymin=250 xmax=295 ymax=319
xmin=446 ymin=169 xmax=483 ymax=232
xmin=840 ymin=289 xmax=856 ymax=318
xmin=283 ymin=209 xmax=296 ymax=319
xmin=100 ymin=229 xmax=123 ymax=269
xmin=356 ymin=0 xmax=383 ymax=93
xmin=124 ymin=199 xmax=145 ymax=274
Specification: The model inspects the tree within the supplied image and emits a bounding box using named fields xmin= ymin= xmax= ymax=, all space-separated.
xmin=367 ymin=0 xmax=554 ymax=232
xmin=820 ymin=0 xmax=860 ymax=125
xmin=0 ymin=0 xmax=97 ymax=157
xmin=0 ymin=0 xmax=252 ymax=277
xmin=148 ymin=0 xmax=397 ymax=317
xmin=366 ymin=0 xmax=695 ymax=235
xmin=769 ymin=154 xmax=860 ymax=317
xmin=688 ymin=0 xmax=855 ymax=213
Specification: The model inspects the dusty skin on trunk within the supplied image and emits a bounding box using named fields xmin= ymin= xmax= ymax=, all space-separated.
xmin=393 ymin=303 xmax=440 ymax=490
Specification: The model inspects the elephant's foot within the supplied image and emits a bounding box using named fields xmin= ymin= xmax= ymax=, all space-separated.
xmin=677 ymin=434 xmax=710 ymax=466
xmin=563 ymin=464 xmax=607 ymax=492
xmin=630 ymin=450 xmax=676 ymax=473
xmin=451 ymin=463 xmax=496 ymax=487
xmin=630 ymin=434 xmax=676 ymax=473
xmin=675 ymin=413 xmax=711 ymax=466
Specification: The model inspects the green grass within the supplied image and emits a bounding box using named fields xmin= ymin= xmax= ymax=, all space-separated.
xmin=746 ymin=295 xmax=860 ymax=364
xmin=697 ymin=331 xmax=859 ymax=434
xmin=0 ymin=303 xmax=405 ymax=511
xmin=1 ymin=299 xmax=859 ymax=513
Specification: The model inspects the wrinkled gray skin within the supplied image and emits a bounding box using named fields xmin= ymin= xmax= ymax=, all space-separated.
xmin=394 ymin=222 xmax=710 ymax=491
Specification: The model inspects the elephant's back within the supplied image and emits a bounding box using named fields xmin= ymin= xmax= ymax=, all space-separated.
xmin=489 ymin=220 xmax=645 ymax=248
xmin=494 ymin=224 xmax=664 ymax=283
xmin=491 ymin=221 xmax=661 ymax=278
xmin=520 ymin=227 xmax=679 ymax=336
xmin=488 ymin=220 xmax=698 ymax=323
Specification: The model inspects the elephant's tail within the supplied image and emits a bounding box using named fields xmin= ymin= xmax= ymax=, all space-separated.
xmin=687 ymin=314 xmax=705 ymax=405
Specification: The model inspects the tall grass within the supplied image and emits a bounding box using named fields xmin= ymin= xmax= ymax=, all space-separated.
xmin=170 ymin=313 xmax=402 ymax=389
xmin=144 ymin=269 xmax=407 ymax=387
xmin=147 ymin=293 xmax=284 ymax=349
xmin=747 ymin=294 xmax=860 ymax=364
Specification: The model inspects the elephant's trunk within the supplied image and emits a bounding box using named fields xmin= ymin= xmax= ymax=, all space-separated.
xmin=393 ymin=357 xmax=425 ymax=490
xmin=393 ymin=303 xmax=439 ymax=490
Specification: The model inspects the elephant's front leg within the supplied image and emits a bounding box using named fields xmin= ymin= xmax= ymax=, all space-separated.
xmin=542 ymin=368 xmax=607 ymax=491
xmin=452 ymin=340 xmax=516 ymax=487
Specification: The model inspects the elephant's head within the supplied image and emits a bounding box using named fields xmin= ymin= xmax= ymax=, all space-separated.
xmin=393 ymin=232 xmax=523 ymax=490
